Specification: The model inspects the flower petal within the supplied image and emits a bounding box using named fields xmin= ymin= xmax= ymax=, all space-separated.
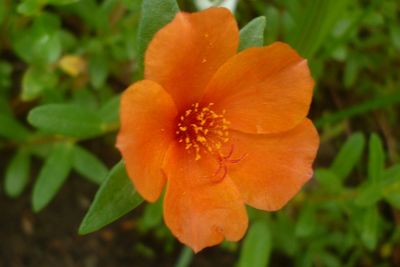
xmin=145 ymin=7 xmax=239 ymax=110
xmin=116 ymin=80 xmax=177 ymax=202
xmin=202 ymin=42 xmax=314 ymax=134
xmin=228 ymin=119 xmax=319 ymax=211
xmin=162 ymin=144 xmax=248 ymax=252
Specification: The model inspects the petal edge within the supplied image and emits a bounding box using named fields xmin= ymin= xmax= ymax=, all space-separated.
xmin=116 ymin=80 xmax=177 ymax=202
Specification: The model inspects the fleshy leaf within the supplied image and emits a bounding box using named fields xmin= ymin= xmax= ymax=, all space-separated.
xmin=136 ymin=0 xmax=179 ymax=76
xmin=5 ymin=149 xmax=31 ymax=198
xmin=287 ymin=0 xmax=349 ymax=58
xmin=368 ymin=133 xmax=385 ymax=182
xmin=21 ymin=65 xmax=58 ymax=101
xmin=48 ymin=0 xmax=81 ymax=5
xmin=361 ymin=207 xmax=379 ymax=251
xmin=238 ymin=220 xmax=271 ymax=267
xmin=0 ymin=114 xmax=30 ymax=141
xmin=32 ymin=142 xmax=73 ymax=212
xmin=28 ymin=104 xmax=105 ymax=139
xmin=382 ymin=164 xmax=400 ymax=209
xmin=314 ymin=168 xmax=342 ymax=193
xmin=72 ymin=145 xmax=108 ymax=184
xmin=79 ymin=161 xmax=143 ymax=234
xmin=239 ymin=16 xmax=266 ymax=51
xmin=99 ymin=95 xmax=120 ymax=125
xmin=330 ymin=132 xmax=365 ymax=180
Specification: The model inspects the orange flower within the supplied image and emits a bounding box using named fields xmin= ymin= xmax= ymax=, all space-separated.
xmin=116 ymin=7 xmax=319 ymax=252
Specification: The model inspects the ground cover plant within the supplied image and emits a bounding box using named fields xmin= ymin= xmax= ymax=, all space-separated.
xmin=1 ymin=0 xmax=400 ymax=266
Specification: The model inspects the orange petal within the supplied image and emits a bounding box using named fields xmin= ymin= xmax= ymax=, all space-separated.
xmin=228 ymin=119 xmax=319 ymax=211
xmin=202 ymin=42 xmax=314 ymax=134
xmin=145 ymin=7 xmax=239 ymax=110
xmin=162 ymin=143 xmax=248 ymax=252
xmin=116 ymin=80 xmax=177 ymax=202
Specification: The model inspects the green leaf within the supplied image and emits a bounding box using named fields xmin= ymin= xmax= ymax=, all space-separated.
xmin=0 ymin=97 xmax=11 ymax=115
xmin=0 ymin=114 xmax=30 ymax=141
xmin=136 ymin=0 xmax=179 ymax=76
xmin=32 ymin=142 xmax=73 ymax=212
xmin=361 ymin=207 xmax=379 ymax=251
xmin=79 ymin=161 xmax=144 ymax=234
xmin=344 ymin=56 xmax=360 ymax=88
xmin=330 ymin=132 xmax=365 ymax=180
xmin=99 ymin=95 xmax=120 ymax=125
xmin=48 ymin=0 xmax=81 ymax=5
xmin=138 ymin=197 xmax=163 ymax=232
xmin=390 ymin=24 xmax=400 ymax=51
xmin=174 ymin=247 xmax=194 ymax=267
xmin=13 ymin=13 xmax=61 ymax=64
xmin=238 ymin=220 xmax=271 ymax=267
xmin=239 ymin=16 xmax=266 ymax=51
xmin=355 ymin=182 xmax=382 ymax=207
xmin=272 ymin=212 xmax=297 ymax=255
xmin=28 ymin=104 xmax=105 ymax=139
xmin=17 ymin=0 xmax=46 ymax=16
xmin=315 ymin=91 xmax=400 ymax=128
xmin=314 ymin=168 xmax=342 ymax=193
xmin=382 ymin=164 xmax=400 ymax=208
xmin=72 ymin=145 xmax=108 ymax=184
xmin=89 ymin=52 xmax=109 ymax=89
xmin=287 ymin=0 xmax=349 ymax=58
xmin=0 ymin=61 xmax=12 ymax=92
xmin=295 ymin=205 xmax=316 ymax=238
xmin=21 ymin=65 xmax=58 ymax=101
xmin=264 ymin=6 xmax=279 ymax=44
xmin=0 ymin=0 xmax=8 ymax=24
xmin=368 ymin=133 xmax=385 ymax=182
xmin=5 ymin=149 xmax=31 ymax=198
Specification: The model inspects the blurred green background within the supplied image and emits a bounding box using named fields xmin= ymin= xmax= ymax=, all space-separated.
xmin=1 ymin=0 xmax=400 ymax=266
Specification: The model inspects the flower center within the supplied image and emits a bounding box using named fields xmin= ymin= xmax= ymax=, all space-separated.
xmin=176 ymin=102 xmax=230 ymax=160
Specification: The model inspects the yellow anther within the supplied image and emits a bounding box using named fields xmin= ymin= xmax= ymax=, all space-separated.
xmin=196 ymin=136 xmax=206 ymax=143
xmin=185 ymin=143 xmax=192 ymax=149
xmin=176 ymin=102 xmax=230 ymax=161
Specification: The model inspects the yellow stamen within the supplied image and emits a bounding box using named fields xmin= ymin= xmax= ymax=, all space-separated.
xmin=175 ymin=102 xmax=230 ymax=160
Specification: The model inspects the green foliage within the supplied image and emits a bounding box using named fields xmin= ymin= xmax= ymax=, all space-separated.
xmin=0 ymin=114 xmax=30 ymax=141
xmin=368 ymin=133 xmax=385 ymax=182
xmin=1 ymin=0 xmax=400 ymax=266
xmin=72 ymin=145 xmax=108 ymax=184
xmin=28 ymin=104 xmax=106 ymax=139
xmin=5 ymin=149 xmax=31 ymax=198
xmin=22 ymin=65 xmax=58 ymax=101
xmin=238 ymin=219 xmax=271 ymax=267
xmin=239 ymin=16 xmax=266 ymax=51
xmin=136 ymin=0 xmax=179 ymax=75
xmin=12 ymin=13 xmax=62 ymax=64
xmin=331 ymin=132 xmax=365 ymax=180
xmin=79 ymin=161 xmax=143 ymax=234
xmin=286 ymin=0 xmax=349 ymax=58
xmin=32 ymin=142 xmax=73 ymax=212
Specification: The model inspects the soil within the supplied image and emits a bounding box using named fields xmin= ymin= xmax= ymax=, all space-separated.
xmin=0 ymin=169 xmax=235 ymax=267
